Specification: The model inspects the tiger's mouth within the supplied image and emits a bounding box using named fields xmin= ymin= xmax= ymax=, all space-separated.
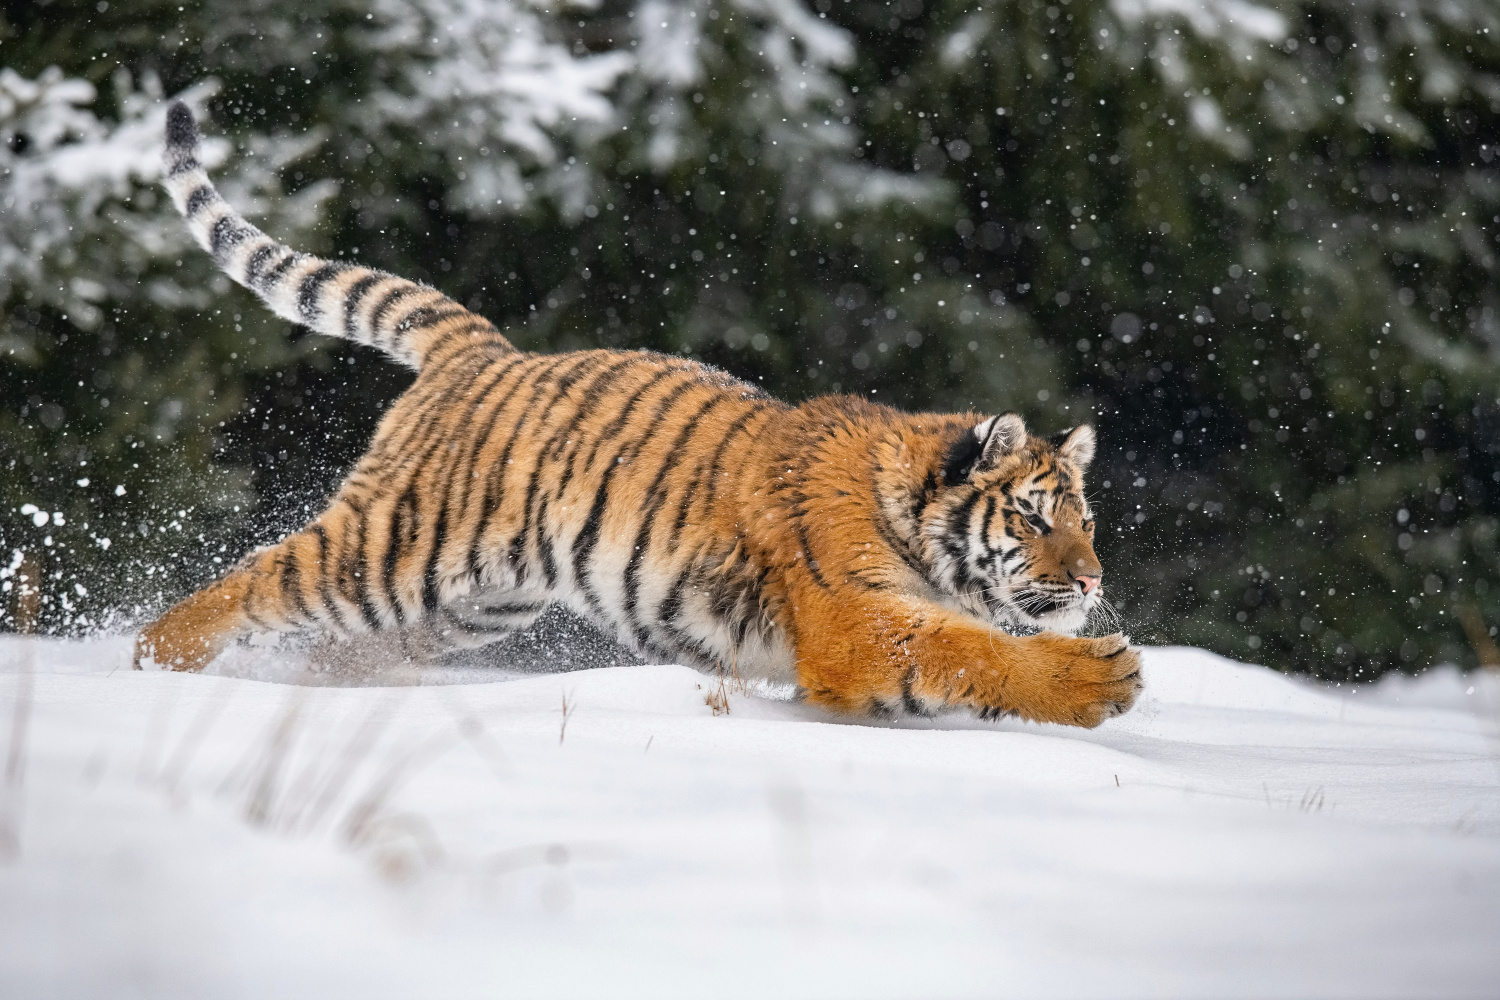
xmin=994 ymin=586 xmax=1093 ymax=634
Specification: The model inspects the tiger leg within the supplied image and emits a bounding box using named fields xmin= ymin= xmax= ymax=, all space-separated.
xmin=134 ymin=521 xmax=361 ymax=671
xmin=423 ymin=596 xmax=551 ymax=656
xmin=305 ymin=598 xmax=548 ymax=673
xmin=790 ymin=590 xmax=1142 ymax=727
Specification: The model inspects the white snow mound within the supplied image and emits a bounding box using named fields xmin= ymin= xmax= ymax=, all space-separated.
xmin=1 ymin=637 xmax=1497 ymax=999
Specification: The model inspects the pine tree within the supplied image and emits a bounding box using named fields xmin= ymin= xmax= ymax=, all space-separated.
xmin=2 ymin=0 xmax=1496 ymax=677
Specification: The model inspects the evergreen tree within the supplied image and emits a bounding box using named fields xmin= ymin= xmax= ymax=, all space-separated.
xmin=2 ymin=0 xmax=1496 ymax=677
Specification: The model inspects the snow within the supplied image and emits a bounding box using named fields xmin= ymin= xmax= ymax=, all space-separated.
xmin=1110 ymin=0 xmax=1287 ymax=44
xmin=1 ymin=637 xmax=1497 ymax=998
xmin=363 ymin=0 xmax=632 ymax=216
xmin=0 ymin=68 xmax=331 ymax=333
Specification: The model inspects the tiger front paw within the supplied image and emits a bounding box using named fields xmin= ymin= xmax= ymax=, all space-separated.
xmin=1004 ymin=632 xmax=1143 ymax=728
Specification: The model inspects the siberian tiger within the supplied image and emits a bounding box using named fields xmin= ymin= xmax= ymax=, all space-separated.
xmin=136 ymin=102 xmax=1142 ymax=727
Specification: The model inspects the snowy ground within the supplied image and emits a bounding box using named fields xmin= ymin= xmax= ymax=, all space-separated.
xmin=1 ymin=634 xmax=1498 ymax=999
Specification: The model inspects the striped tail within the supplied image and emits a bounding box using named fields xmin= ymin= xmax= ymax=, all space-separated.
xmin=161 ymin=101 xmax=513 ymax=370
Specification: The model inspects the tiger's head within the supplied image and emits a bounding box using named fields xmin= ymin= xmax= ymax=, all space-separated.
xmin=919 ymin=413 xmax=1104 ymax=635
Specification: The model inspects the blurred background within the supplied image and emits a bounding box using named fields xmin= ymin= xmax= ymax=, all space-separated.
xmin=1 ymin=0 xmax=1497 ymax=679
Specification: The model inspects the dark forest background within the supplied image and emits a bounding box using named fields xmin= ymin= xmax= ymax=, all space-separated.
xmin=2 ymin=0 xmax=1498 ymax=678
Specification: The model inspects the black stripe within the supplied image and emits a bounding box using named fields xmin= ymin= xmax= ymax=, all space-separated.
xmin=434 ymin=352 xmax=547 ymax=514
xmin=308 ymin=524 xmax=349 ymax=631
xmin=542 ymin=355 xmax=653 ymax=501
xmin=790 ymin=510 xmax=830 ymax=589
xmin=901 ymin=667 xmax=932 ymax=717
xmin=508 ymin=353 xmax=644 ymax=583
xmin=580 ymin=365 xmax=687 ymax=472
xmin=369 ymin=285 xmax=419 ymax=340
xmin=467 ymin=356 xmax=575 ymax=572
xmin=365 ymin=345 xmax=523 ymax=470
xmin=510 ymin=354 xmax=646 ymax=579
xmin=209 ymin=214 xmax=247 ymax=260
xmin=343 ymin=274 xmax=384 ymax=339
xmin=645 ymin=588 xmax=722 ymax=668
xmin=537 ymin=495 xmax=559 ymax=587
xmin=434 ymin=611 xmax=498 ymax=638
xmin=421 ymin=496 xmax=447 ymax=613
xmin=865 ymin=445 xmax=934 ymax=587
xmin=257 ymin=252 xmax=302 ymax=293
xmin=420 ymin=319 xmax=512 ymax=366
xmin=364 ymin=361 xmax=514 ymax=617
xmin=416 ymin=351 xmax=530 ymax=611
xmin=912 ymin=468 xmax=939 ymax=524
xmin=381 ymin=489 xmax=417 ymax=624
xmin=937 ymin=491 xmax=983 ymax=590
xmin=947 ymin=490 xmax=983 ymax=547
xmin=185 ymin=184 xmax=216 ymax=217
xmin=665 ymin=463 xmax=707 ymax=550
xmin=869 ymin=503 xmax=930 ymax=589
xmin=622 ymin=394 xmax=729 ymax=644
xmin=296 ymin=263 xmax=349 ymax=323
xmin=476 ymin=601 xmax=546 ymax=617
xmin=343 ymin=505 xmax=384 ymax=631
xmin=467 ymin=355 xmax=572 ymax=579
xmin=396 ymin=305 xmax=466 ymax=331
xmin=655 ymin=563 xmax=694 ymax=639
xmin=571 ymin=375 xmax=699 ymax=618
xmin=408 ymin=317 xmax=506 ymax=369
xmin=244 ymin=244 xmax=282 ymax=288
xmin=980 ymin=495 xmax=999 ymax=552
xmin=653 ymin=462 xmax=709 ymax=639
xmin=279 ymin=543 xmax=314 ymax=624
xmin=241 ymin=604 xmax=269 ymax=630
xmin=699 ymin=405 xmax=772 ymax=518
xmin=166 ymin=155 xmax=199 ymax=178
xmin=419 ymin=353 xmax=542 ymax=592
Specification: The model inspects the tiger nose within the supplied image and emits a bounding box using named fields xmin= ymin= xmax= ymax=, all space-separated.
xmin=1073 ymin=573 xmax=1101 ymax=595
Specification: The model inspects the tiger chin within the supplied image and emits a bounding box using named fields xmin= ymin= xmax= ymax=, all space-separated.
xmin=134 ymin=102 xmax=1142 ymax=729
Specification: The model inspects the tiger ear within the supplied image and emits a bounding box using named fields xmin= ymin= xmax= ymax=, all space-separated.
xmin=1054 ymin=424 xmax=1096 ymax=468
xmin=973 ymin=413 xmax=1028 ymax=474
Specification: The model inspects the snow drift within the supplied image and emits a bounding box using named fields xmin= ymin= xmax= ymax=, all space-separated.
xmin=0 ymin=637 xmax=1497 ymax=998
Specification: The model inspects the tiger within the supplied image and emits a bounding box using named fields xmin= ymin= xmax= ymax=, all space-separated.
xmin=135 ymin=101 xmax=1142 ymax=727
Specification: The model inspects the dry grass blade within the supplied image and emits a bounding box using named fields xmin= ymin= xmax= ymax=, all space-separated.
xmin=559 ymin=691 xmax=576 ymax=745
xmin=288 ymin=692 xmax=400 ymax=836
xmin=705 ymin=676 xmax=730 ymax=716
xmin=435 ymin=687 xmax=512 ymax=779
xmin=136 ymin=672 xmax=180 ymax=785
xmin=1456 ymin=602 xmax=1500 ymax=668
xmin=243 ymin=689 xmax=309 ymax=827
xmin=0 ymin=638 xmax=35 ymax=862
xmin=341 ymin=729 xmax=458 ymax=849
xmin=158 ymin=681 xmax=238 ymax=797
xmin=5 ymin=639 xmax=33 ymax=788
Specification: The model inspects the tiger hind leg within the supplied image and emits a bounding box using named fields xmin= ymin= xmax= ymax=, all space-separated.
xmin=134 ymin=520 xmax=365 ymax=671
xmin=364 ymin=595 xmax=550 ymax=665
xmin=304 ymin=598 xmax=548 ymax=677
xmin=136 ymin=511 xmax=551 ymax=674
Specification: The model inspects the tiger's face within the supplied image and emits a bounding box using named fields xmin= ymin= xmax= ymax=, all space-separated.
xmin=923 ymin=413 xmax=1104 ymax=635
